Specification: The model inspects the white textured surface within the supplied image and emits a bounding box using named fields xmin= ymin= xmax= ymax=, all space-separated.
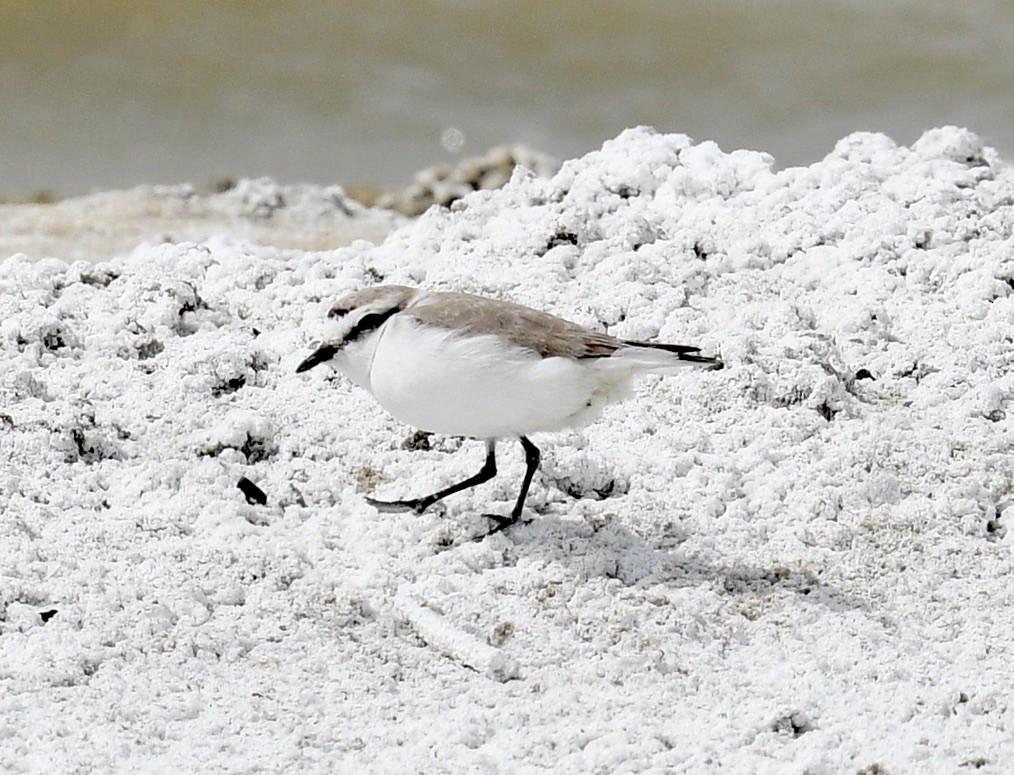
xmin=2 ymin=126 xmax=1013 ymax=773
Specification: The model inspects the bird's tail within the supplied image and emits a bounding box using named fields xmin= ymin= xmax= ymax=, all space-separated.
xmin=614 ymin=340 xmax=724 ymax=371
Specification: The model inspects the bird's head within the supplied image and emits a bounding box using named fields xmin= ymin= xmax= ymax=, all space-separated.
xmin=296 ymin=285 xmax=418 ymax=382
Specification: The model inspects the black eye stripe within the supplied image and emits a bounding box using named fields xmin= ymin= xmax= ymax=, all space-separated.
xmin=345 ymin=307 xmax=400 ymax=342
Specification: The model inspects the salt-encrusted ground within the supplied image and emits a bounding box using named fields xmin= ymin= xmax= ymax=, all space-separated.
xmin=2 ymin=126 xmax=1012 ymax=774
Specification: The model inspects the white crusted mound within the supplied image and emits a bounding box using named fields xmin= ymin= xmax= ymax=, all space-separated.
xmin=2 ymin=126 xmax=1012 ymax=772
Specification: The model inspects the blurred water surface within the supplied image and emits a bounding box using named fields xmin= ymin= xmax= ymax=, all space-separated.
xmin=1 ymin=0 xmax=1012 ymax=197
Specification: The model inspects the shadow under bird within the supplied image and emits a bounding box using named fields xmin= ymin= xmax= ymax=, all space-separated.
xmin=296 ymin=285 xmax=722 ymax=534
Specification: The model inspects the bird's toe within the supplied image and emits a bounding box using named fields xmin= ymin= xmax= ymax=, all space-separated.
xmin=364 ymin=496 xmax=420 ymax=514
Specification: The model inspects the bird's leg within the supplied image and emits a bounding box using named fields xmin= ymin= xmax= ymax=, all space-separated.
xmin=485 ymin=436 xmax=541 ymax=535
xmin=365 ymin=439 xmax=497 ymax=514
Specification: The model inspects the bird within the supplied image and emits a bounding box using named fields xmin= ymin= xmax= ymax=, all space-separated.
xmin=296 ymin=285 xmax=722 ymax=534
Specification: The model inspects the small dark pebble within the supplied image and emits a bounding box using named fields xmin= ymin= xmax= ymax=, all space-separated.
xmin=401 ymin=430 xmax=433 ymax=451
xmin=238 ymin=477 xmax=267 ymax=506
xmin=39 ymin=609 xmax=58 ymax=623
xmin=855 ymin=368 xmax=875 ymax=380
xmin=212 ymin=375 xmax=247 ymax=397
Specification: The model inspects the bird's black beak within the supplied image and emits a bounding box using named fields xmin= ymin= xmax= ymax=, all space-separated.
xmin=296 ymin=344 xmax=339 ymax=373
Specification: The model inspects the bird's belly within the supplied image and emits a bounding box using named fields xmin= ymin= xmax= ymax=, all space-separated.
xmin=368 ymin=323 xmax=610 ymax=438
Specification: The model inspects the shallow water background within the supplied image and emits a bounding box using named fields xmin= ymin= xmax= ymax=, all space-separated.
xmin=2 ymin=0 xmax=1012 ymax=197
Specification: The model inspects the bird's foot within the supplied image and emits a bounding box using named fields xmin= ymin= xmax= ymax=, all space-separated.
xmin=364 ymin=495 xmax=430 ymax=515
xmin=469 ymin=512 xmax=521 ymax=542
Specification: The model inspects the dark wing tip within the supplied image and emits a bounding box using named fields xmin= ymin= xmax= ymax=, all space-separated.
xmin=680 ymin=351 xmax=724 ymax=370
xmin=622 ymin=339 xmax=723 ymax=369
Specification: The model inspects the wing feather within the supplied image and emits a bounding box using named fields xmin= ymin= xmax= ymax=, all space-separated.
xmin=406 ymin=292 xmax=622 ymax=359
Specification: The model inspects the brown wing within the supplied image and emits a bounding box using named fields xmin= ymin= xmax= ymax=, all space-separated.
xmin=406 ymin=292 xmax=623 ymax=359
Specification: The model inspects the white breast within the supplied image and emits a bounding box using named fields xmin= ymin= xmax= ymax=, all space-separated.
xmin=367 ymin=316 xmax=634 ymax=438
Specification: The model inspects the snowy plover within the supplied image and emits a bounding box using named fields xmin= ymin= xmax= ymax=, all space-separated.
xmin=297 ymin=285 xmax=721 ymax=533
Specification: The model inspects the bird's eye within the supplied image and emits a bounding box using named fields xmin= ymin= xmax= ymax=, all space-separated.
xmin=328 ymin=305 xmax=352 ymax=319
xmin=345 ymin=309 xmax=399 ymax=342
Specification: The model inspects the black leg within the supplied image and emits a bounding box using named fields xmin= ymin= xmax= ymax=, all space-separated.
xmin=365 ymin=439 xmax=497 ymax=514
xmin=486 ymin=436 xmax=541 ymax=535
